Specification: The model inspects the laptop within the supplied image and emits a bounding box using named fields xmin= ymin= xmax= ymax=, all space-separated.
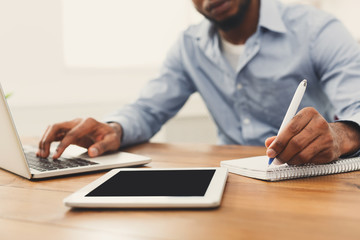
xmin=0 ymin=83 xmax=151 ymax=179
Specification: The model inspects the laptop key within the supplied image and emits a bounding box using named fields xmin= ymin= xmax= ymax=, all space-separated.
xmin=25 ymin=152 xmax=98 ymax=172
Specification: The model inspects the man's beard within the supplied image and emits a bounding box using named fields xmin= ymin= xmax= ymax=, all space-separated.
xmin=206 ymin=0 xmax=252 ymax=32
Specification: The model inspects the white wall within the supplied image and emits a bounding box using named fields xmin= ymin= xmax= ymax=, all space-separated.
xmin=0 ymin=0 xmax=216 ymax=143
xmin=281 ymin=0 xmax=360 ymax=40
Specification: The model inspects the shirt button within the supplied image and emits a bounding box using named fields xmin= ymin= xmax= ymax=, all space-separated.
xmin=237 ymin=83 xmax=243 ymax=90
xmin=243 ymin=118 xmax=250 ymax=125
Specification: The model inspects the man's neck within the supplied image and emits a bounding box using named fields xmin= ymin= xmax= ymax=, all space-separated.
xmin=219 ymin=0 xmax=260 ymax=45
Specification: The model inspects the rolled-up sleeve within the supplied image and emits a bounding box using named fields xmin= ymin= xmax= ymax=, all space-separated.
xmin=311 ymin=17 xmax=360 ymax=156
xmin=311 ymin=18 xmax=360 ymax=126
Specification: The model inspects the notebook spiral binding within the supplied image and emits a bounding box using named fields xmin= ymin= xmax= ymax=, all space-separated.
xmin=266 ymin=157 xmax=360 ymax=181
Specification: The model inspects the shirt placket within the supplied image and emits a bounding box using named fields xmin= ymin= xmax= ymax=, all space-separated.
xmin=234 ymin=32 xmax=261 ymax=143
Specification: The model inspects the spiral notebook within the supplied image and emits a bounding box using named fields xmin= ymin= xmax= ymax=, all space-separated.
xmin=220 ymin=155 xmax=360 ymax=181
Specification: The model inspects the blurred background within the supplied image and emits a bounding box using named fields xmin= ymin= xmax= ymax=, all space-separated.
xmin=1 ymin=0 xmax=359 ymax=144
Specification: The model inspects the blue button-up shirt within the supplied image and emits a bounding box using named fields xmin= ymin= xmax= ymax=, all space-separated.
xmin=104 ymin=0 xmax=360 ymax=147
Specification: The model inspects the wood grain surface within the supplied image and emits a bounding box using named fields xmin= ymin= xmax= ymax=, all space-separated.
xmin=1 ymin=141 xmax=360 ymax=240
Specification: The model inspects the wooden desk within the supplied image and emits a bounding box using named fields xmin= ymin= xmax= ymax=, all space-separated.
xmin=1 ymin=142 xmax=360 ymax=240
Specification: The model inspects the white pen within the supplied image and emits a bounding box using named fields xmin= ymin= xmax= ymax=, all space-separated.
xmin=268 ymin=79 xmax=307 ymax=165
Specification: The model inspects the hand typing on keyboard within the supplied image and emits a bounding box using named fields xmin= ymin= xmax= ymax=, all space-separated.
xmin=37 ymin=118 xmax=123 ymax=159
xmin=26 ymin=152 xmax=98 ymax=172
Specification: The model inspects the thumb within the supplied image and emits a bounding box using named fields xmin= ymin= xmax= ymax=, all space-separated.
xmin=88 ymin=134 xmax=121 ymax=157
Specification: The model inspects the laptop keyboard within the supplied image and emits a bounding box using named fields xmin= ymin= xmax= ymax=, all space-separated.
xmin=25 ymin=152 xmax=98 ymax=172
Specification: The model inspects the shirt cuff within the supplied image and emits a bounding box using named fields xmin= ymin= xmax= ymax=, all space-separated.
xmin=336 ymin=113 xmax=360 ymax=157
xmin=102 ymin=116 xmax=138 ymax=148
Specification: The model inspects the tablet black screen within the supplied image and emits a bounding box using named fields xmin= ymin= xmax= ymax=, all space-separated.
xmin=86 ymin=170 xmax=216 ymax=197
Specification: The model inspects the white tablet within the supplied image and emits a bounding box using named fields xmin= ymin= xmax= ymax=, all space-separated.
xmin=64 ymin=167 xmax=228 ymax=208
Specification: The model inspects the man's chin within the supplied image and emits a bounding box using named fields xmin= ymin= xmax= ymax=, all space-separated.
xmin=206 ymin=0 xmax=251 ymax=32
xmin=209 ymin=16 xmax=242 ymax=32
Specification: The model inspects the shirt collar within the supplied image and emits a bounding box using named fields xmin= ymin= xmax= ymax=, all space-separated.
xmin=191 ymin=0 xmax=287 ymax=40
xmin=258 ymin=0 xmax=287 ymax=33
xmin=188 ymin=0 xmax=287 ymax=69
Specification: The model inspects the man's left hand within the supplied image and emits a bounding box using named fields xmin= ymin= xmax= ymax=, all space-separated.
xmin=265 ymin=107 xmax=360 ymax=165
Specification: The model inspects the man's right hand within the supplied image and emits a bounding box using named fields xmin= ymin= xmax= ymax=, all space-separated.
xmin=37 ymin=118 xmax=123 ymax=159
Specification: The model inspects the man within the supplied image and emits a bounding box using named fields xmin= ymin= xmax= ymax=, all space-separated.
xmin=38 ymin=0 xmax=360 ymax=165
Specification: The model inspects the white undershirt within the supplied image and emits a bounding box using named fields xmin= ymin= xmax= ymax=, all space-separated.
xmin=220 ymin=37 xmax=245 ymax=71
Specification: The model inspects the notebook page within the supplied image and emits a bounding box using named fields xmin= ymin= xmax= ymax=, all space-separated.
xmin=221 ymin=155 xmax=287 ymax=170
xmin=229 ymin=156 xmax=266 ymax=169
xmin=220 ymin=155 xmax=282 ymax=180
xmin=221 ymin=155 xmax=360 ymax=181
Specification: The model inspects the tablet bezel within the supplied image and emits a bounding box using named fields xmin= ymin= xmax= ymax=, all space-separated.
xmin=64 ymin=167 xmax=228 ymax=208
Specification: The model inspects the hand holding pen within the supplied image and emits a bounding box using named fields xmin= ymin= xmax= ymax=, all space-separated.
xmin=267 ymin=80 xmax=307 ymax=165
xmin=265 ymin=79 xmax=360 ymax=166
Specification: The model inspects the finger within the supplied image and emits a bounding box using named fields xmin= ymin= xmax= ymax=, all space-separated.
xmin=39 ymin=119 xmax=81 ymax=158
xmin=275 ymin=122 xmax=320 ymax=164
xmin=37 ymin=125 xmax=51 ymax=157
xmin=73 ymin=137 xmax=95 ymax=149
xmin=88 ymin=133 xmax=121 ymax=157
xmin=52 ymin=118 xmax=97 ymax=159
xmin=265 ymin=136 xmax=276 ymax=148
xmin=286 ymin=135 xmax=330 ymax=165
xmin=38 ymin=124 xmax=65 ymax=158
xmin=268 ymin=107 xmax=315 ymax=159
xmin=284 ymin=112 xmax=335 ymax=165
xmin=288 ymin=133 xmax=339 ymax=166
xmin=308 ymin=149 xmax=337 ymax=165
